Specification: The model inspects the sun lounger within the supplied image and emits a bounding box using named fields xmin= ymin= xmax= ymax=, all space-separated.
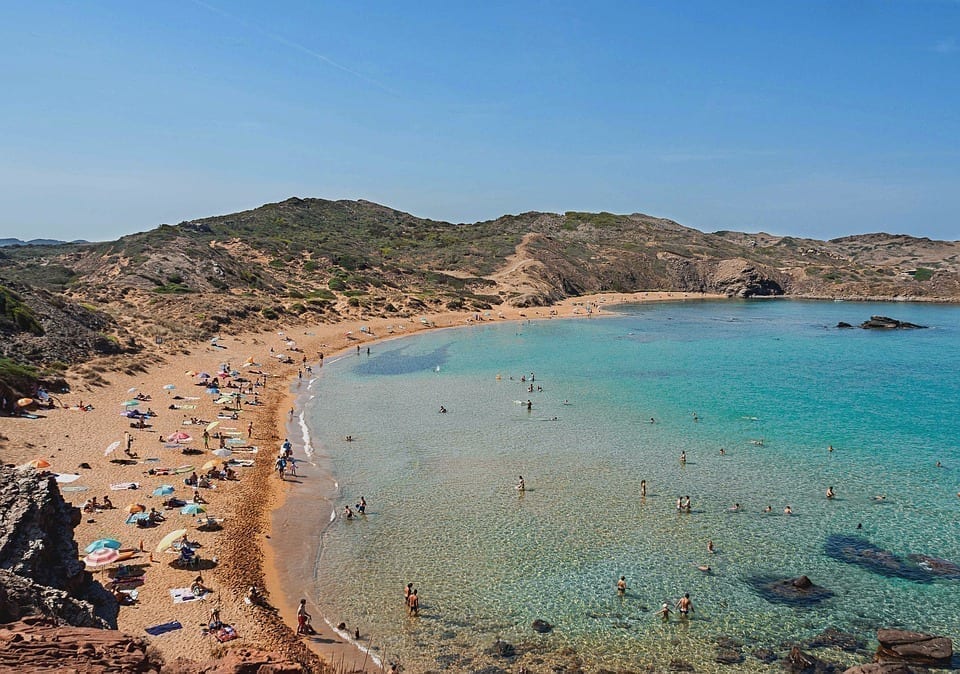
xmin=144 ymin=621 xmax=182 ymax=636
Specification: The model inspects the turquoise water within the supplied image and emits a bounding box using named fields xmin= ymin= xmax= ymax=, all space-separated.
xmin=283 ymin=300 xmax=960 ymax=672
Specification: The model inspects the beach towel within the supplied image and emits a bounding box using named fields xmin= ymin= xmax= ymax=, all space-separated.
xmin=54 ymin=473 xmax=81 ymax=483
xmin=145 ymin=621 xmax=182 ymax=636
xmin=110 ymin=482 xmax=140 ymax=490
xmin=125 ymin=512 xmax=150 ymax=524
xmin=61 ymin=485 xmax=89 ymax=492
xmin=213 ymin=625 xmax=238 ymax=642
xmin=169 ymin=587 xmax=209 ymax=604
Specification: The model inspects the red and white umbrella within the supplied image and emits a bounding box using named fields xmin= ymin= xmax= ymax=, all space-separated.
xmin=166 ymin=431 xmax=192 ymax=444
xmin=84 ymin=547 xmax=120 ymax=568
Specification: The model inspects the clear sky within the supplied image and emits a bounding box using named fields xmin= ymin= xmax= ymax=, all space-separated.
xmin=2 ymin=1 xmax=958 ymax=242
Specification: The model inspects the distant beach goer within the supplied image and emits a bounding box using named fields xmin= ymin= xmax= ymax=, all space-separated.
xmin=828 ymin=445 xmax=834 ymax=452
xmin=679 ymin=451 xmax=686 ymax=465
xmin=649 ymin=417 xmax=655 ymax=423
xmin=617 ymin=576 xmax=627 ymax=595
xmin=729 ymin=503 xmax=741 ymax=512
xmin=343 ymin=505 xmax=354 ymax=519
xmin=707 ymin=540 xmax=715 ymax=554
xmin=356 ymin=496 xmax=366 ymax=514
xmin=403 ymin=583 xmax=413 ymax=605
xmin=719 ymin=448 xmax=725 ymax=456
xmin=763 ymin=505 xmax=772 ymax=513
xmin=657 ymin=603 xmax=672 ymax=621
xmin=516 ymin=476 xmax=525 ymax=492
xmin=407 ymin=589 xmax=419 ymax=615
xmin=784 ymin=505 xmax=793 ymax=515
xmin=640 ymin=480 xmax=647 ymax=498
xmin=826 ymin=486 xmax=835 ymax=499
xmin=438 ymin=405 xmax=447 ymax=414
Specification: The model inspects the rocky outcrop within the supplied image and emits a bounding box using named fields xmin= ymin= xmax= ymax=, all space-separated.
xmin=708 ymin=258 xmax=786 ymax=297
xmin=0 ymin=616 xmax=161 ymax=672
xmin=876 ymin=629 xmax=952 ymax=666
xmin=0 ymin=568 xmax=108 ymax=628
xmin=0 ymin=467 xmax=83 ymax=587
xmin=785 ymin=646 xmax=838 ymax=673
xmin=859 ymin=316 xmax=926 ymax=329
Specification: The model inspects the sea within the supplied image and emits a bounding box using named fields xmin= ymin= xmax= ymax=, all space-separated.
xmin=271 ymin=299 xmax=960 ymax=673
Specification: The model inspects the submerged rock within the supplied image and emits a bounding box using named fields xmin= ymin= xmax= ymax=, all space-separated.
xmin=531 ymin=618 xmax=553 ymax=633
xmin=751 ymin=648 xmax=778 ymax=663
xmin=825 ymin=535 xmax=960 ymax=582
xmin=786 ymin=646 xmax=838 ymax=673
xmin=806 ymin=627 xmax=867 ymax=653
xmin=843 ymin=664 xmax=916 ymax=674
xmin=488 ymin=638 xmax=515 ymax=658
xmin=747 ymin=574 xmax=834 ymax=605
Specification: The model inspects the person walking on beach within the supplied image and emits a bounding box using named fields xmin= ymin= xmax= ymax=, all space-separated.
xmin=675 ymin=593 xmax=694 ymax=619
xmin=247 ymin=421 xmax=253 ymax=439
xmin=296 ymin=599 xmax=312 ymax=634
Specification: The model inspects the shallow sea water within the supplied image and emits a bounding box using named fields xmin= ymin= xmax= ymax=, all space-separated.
xmin=275 ymin=300 xmax=960 ymax=672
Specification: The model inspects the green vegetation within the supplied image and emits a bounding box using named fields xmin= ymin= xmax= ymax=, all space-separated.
xmin=913 ymin=267 xmax=933 ymax=281
xmin=0 ymin=285 xmax=43 ymax=335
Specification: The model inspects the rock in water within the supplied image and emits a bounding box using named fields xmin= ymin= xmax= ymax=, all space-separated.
xmin=876 ymin=629 xmax=952 ymax=665
xmin=531 ymin=618 xmax=553 ymax=633
xmin=859 ymin=316 xmax=926 ymax=329
xmin=747 ymin=574 xmax=834 ymax=605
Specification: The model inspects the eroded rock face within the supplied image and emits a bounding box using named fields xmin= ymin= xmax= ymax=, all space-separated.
xmin=0 ymin=616 xmax=161 ymax=673
xmin=0 ymin=568 xmax=108 ymax=628
xmin=0 ymin=468 xmax=85 ymax=589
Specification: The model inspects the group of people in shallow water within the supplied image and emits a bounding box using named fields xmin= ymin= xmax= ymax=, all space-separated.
xmin=617 ymin=574 xmax=695 ymax=621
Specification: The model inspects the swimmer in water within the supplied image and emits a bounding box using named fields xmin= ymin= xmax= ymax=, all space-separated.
xmin=784 ymin=505 xmax=793 ymax=515
xmin=707 ymin=540 xmax=715 ymax=554
xmin=826 ymin=486 xmax=835 ymax=499
xmin=697 ymin=565 xmax=711 ymax=573
xmin=617 ymin=576 xmax=627 ymax=595
xmin=679 ymin=451 xmax=686 ymax=464
xmin=516 ymin=476 xmax=525 ymax=492
xmin=657 ymin=603 xmax=672 ymax=621
xmin=728 ymin=503 xmax=740 ymax=512
xmin=762 ymin=505 xmax=772 ymax=513
xmin=828 ymin=445 xmax=834 ymax=452
xmin=649 ymin=417 xmax=655 ymax=424
xmin=640 ymin=480 xmax=647 ymax=498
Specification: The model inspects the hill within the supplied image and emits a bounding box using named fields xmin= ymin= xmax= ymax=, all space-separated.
xmin=1 ymin=197 xmax=958 ymax=400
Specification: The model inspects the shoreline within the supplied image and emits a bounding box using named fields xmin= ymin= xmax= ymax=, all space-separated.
xmin=0 ymin=291 xmax=720 ymax=671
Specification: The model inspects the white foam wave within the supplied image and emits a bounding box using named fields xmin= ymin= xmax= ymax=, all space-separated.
xmin=323 ymin=617 xmax=382 ymax=669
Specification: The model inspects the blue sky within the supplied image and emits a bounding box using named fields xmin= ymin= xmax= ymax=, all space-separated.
xmin=2 ymin=1 xmax=958 ymax=242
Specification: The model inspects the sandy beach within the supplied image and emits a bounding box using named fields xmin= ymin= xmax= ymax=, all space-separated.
xmin=1 ymin=291 xmax=716 ymax=671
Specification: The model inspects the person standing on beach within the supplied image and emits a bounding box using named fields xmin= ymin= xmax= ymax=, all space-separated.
xmin=247 ymin=421 xmax=253 ymax=439
xmin=202 ymin=429 xmax=210 ymax=449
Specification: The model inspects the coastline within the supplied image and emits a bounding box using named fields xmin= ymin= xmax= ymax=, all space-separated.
xmin=1 ymin=291 xmax=718 ymax=671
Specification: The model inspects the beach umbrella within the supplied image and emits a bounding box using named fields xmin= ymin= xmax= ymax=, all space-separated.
xmin=16 ymin=397 xmax=35 ymax=408
xmin=205 ymin=421 xmax=220 ymax=433
xmin=212 ymin=448 xmax=232 ymax=459
xmin=181 ymin=503 xmax=206 ymax=516
xmin=126 ymin=503 xmax=146 ymax=513
xmin=104 ymin=440 xmax=121 ymax=456
xmin=155 ymin=528 xmax=188 ymax=553
xmin=201 ymin=460 xmax=219 ymax=471
xmin=27 ymin=458 xmax=51 ymax=469
xmin=84 ymin=547 xmax=120 ymax=568
xmin=197 ymin=372 xmax=211 ymax=380
xmin=152 ymin=485 xmax=175 ymax=496
xmin=163 ymin=384 xmax=176 ymax=390
xmin=167 ymin=431 xmax=192 ymax=444
xmin=84 ymin=538 xmax=121 ymax=554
